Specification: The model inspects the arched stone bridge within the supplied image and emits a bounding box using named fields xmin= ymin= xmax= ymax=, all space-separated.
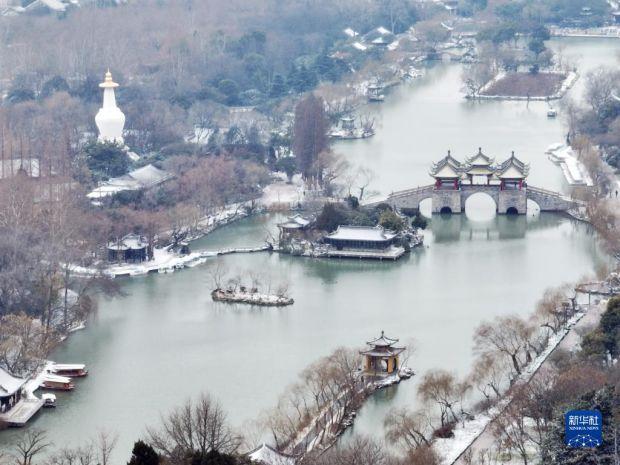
xmin=378 ymin=184 xmax=580 ymax=215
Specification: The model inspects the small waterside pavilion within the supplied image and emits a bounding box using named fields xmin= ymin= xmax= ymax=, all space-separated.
xmin=360 ymin=331 xmax=405 ymax=379
xmin=323 ymin=225 xmax=404 ymax=260
xmin=0 ymin=368 xmax=44 ymax=427
xmin=107 ymin=233 xmax=151 ymax=263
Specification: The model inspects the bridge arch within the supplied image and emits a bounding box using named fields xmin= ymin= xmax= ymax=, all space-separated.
xmin=439 ymin=206 xmax=453 ymax=214
xmin=506 ymin=207 xmax=519 ymax=215
xmin=462 ymin=191 xmax=498 ymax=220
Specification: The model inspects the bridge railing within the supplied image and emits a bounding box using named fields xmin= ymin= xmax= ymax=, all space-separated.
xmin=527 ymin=185 xmax=574 ymax=201
xmin=387 ymin=184 xmax=435 ymax=199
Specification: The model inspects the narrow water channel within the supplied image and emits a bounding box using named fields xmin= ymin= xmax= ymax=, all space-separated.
xmin=1 ymin=37 xmax=618 ymax=460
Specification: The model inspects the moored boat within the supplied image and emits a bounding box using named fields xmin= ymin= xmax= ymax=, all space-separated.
xmin=41 ymin=393 xmax=57 ymax=408
xmin=41 ymin=374 xmax=74 ymax=391
xmin=51 ymin=363 xmax=88 ymax=377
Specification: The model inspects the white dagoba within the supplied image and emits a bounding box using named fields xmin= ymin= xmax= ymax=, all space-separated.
xmin=95 ymin=70 xmax=125 ymax=144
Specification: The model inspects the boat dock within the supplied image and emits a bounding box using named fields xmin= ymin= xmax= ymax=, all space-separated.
xmin=0 ymin=398 xmax=44 ymax=427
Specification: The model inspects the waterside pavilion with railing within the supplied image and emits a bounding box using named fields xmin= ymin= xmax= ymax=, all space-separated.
xmin=323 ymin=225 xmax=405 ymax=260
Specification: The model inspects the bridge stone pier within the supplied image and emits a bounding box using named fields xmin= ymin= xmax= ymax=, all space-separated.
xmin=377 ymin=149 xmax=582 ymax=215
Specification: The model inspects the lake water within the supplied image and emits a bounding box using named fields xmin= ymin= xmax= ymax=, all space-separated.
xmin=2 ymin=37 xmax=618 ymax=459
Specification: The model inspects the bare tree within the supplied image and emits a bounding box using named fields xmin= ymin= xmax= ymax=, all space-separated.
xmin=356 ymin=167 xmax=375 ymax=201
xmin=11 ymin=429 xmax=50 ymax=465
xmin=469 ymin=352 xmax=509 ymax=402
xmin=462 ymin=61 xmax=494 ymax=98
xmin=304 ymin=435 xmax=390 ymax=465
xmin=95 ymin=430 xmax=118 ymax=465
xmin=292 ymin=95 xmax=329 ymax=183
xmin=417 ymin=370 xmax=470 ymax=429
xmin=147 ymin=393 xmax=242 ymax=463
xmin=384 ymin=407 xmax=432 ymax=452
xmin=492 ymin=389 xmax=532 ymax=465
xmin=474 ymin=316 xmax=535 ymax=377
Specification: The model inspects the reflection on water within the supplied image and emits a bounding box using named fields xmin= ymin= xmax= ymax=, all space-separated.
xmin=430 ymin=212 xmax=562 ymax=242
xmin=2 ymin=37 xmax=618 ymax=461
xmin=0 ymin=211 xmax=604 ymax=458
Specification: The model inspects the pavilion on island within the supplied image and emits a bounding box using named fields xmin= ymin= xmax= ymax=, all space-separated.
xmin=360 ymin=331 xmax=405 ymax=378
xmin=324 ymin=225 xmax=396 ymax=250
xmin=323 ymin=225 xmax=404 ymax=260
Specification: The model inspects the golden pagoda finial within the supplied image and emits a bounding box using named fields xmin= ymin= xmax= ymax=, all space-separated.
xmin=99 ymin=69 xmax=119 ymax=89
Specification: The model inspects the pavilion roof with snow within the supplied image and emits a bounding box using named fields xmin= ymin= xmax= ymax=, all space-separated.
xmin=361 ymin=330 xmax=405 ymax=357
xmin=325 ymin=225 xmax=397 ymax=242
xmin=429 ymin=150 xmax=463 ymax=179
xmin=248 ymin=443 xmax=296 ymax=465
xmin=0 ymin=368 xmax=25 ymax=398
xmin=464 ymin=147 xmax=495 ymax=176
xmin=495 ymin=151 xmax=529 ymax=180
xmin=277 ymin=214 xmax=311 ymax=230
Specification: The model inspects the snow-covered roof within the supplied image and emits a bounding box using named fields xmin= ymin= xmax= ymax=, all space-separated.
xmin=343 ymin=27 xmax=358 ymax=37
xmin=325 ymin=225 xmax=396 ymax=242
xmin=248 ymin=444 xmax=296 ymax=465
xmin=430 ymin=151 xmax=462 ymax=178
xmin=495 ymin=152 xmax=529 ymax=179
xmin=0 ymin=367 xmax=26 ymax=397
xmin=42 ymin=373 xmax=72 ymax=384
xmin=376 ymin=26 xmax=391 ymax=35
xmin=352 ymin=42 xmax=367 ymax=51
xmin=51 ymin=363 xmax=86 ymax=371
xmin=0 ymin=158 xmax=40 ymax=179
xmin=433 ymin=164 xmax=460 ymax=178
xmin=125 ymin=164 xmax=173 ymax=188
xmin=107 ymin=233 xmax=149 ymax=251
xmin=87 ymin=164 xmax=172 ymax=199
xmin=367 ymin=330 xmax=399 ymax=347
xmin=465 ymin=148 xmax=494 ymax=167
xmin=278 ymin=215 xmax=311 ymax=230
xmin=24 ymin=0 xmax=67 ymax=12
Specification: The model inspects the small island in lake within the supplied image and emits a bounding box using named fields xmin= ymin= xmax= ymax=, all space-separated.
xmin=480 ymin=71 xmax=569 ymax=98
xmin=211 ymin=287 xmax=294 ymax=306
xmin=209 ymin=268 xmax=294 ymax=307
xmin=277 ymin=200 xmax=426 ymax=261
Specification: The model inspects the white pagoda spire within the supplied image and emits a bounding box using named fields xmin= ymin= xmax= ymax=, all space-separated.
xmin=95 ymin=70 xmax=125 ymax=144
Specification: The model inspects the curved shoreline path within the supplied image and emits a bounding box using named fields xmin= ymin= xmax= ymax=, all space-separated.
xmin=452 ymin=299 xmax=607 ymax=464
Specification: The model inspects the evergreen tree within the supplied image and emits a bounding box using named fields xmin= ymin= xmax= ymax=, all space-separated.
xmin=269 ymin=74 xmax=287 ymax=98
xmin=84 ymin=141 xmax=130 ymax=180
xmin=127 ymin=440 xmax=159 ymax=465
xmin=217 ymin=79 xmax=240 ymax=106
xmin=40 ymin=75 xmax=70 ymax=99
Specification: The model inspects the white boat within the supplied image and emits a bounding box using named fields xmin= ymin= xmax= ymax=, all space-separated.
xmin=41 ymin=373 xmax=74 ymax=391
xmin=51 ymin=363 xmax=88 ymax=377
xmin=547 ymin=108 xmax=558 ymax=118
xmin=41 ymin=393 xmax=57 ymax=408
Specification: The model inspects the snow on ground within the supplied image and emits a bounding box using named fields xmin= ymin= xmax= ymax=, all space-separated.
xmin=23 ymin=361 xmax=55 ymax=398
xmin=434 ymin=309 xmax=588 ymax=464
xmin=260 ymin=173 xmax=305 ymax=207
xmin=546 ymin=143 xmax=594 ymax=187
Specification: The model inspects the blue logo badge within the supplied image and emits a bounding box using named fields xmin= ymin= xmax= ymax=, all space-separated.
xmin=565 ymin=410 xmax=602 ymax=448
